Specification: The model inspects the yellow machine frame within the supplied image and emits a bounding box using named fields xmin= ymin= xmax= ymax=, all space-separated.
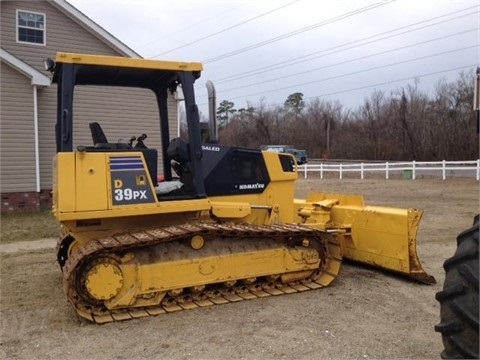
xmin=49 ymin=52 xmax=434 ymax=324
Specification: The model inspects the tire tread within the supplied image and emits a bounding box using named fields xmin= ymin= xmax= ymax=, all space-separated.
xmin=435 ymin=216 xmax=479 ymax=359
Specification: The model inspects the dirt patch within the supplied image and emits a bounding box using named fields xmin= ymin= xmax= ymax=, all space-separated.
xmin=0 ymin=239 xmax=56 ymax=254
xmin=1 ymin=178 xmax=478 ymax=359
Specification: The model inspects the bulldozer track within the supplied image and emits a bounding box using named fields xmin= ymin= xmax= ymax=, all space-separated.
xmin=60 ymin=222 xmax=342 ymax=324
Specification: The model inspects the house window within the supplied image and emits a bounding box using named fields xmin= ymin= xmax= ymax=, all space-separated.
xmin=16 ymin=10 xmax=46 ymax=45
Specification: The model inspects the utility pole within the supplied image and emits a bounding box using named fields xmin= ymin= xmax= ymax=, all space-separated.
xmin=474 ymin=67 xmax=480 ymax=134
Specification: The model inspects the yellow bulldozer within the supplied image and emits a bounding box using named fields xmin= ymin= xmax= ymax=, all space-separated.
xmin=46 ymin=52 xmax=435 ymax=324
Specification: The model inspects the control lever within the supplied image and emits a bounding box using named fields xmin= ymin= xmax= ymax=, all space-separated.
xmin=134 ymin=133 xmax=148 ymax=149
xmin=128 ymin=136 xmax=136 ymax=147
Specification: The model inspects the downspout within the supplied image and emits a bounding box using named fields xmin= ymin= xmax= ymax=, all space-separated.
xmin=33 ymin=85 xmax=40 ymax=192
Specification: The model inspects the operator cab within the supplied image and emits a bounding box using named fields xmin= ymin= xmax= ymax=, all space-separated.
xmin=48 ymin=52 xmax=206 ymax=199
xmin=48 ymin=52 xmax=291 ymax=205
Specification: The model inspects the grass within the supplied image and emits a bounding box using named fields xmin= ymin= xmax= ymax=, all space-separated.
xmin=0 ymin=210 xmax=62 ymax=243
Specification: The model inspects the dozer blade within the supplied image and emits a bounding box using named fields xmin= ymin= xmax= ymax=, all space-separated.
xmin=301 ymin=193 xmax=436 ymax=284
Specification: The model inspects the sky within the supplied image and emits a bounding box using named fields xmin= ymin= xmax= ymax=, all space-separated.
xmin=67 ymin=0 xmax=479 ymax=116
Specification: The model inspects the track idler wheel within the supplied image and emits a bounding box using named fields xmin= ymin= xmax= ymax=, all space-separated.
xmin=81 ymin=258 xmax=124 ymax=301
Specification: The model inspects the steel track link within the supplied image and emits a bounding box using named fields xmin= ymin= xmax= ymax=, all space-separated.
xmin=60 ymin=222 xmax=342 ymax=323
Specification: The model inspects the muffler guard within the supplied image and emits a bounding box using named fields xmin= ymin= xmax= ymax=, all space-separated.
xmin=301 ymin=193 xmax=436 ymax=284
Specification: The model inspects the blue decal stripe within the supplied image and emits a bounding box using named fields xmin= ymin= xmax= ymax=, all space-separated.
xmin=111 ymin=164 xmax=145 ymax=170
xmin=110 ymin=156 xmax=144 ymax=170
xmin=111 ymin=157 xmax=142 ymax=163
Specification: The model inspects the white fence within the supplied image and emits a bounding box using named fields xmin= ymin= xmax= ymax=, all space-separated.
xmin=298 ymin=160 xmax=480 ymax=180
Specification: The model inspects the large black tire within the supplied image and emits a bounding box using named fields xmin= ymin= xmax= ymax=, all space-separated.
xmin=435 ymin=215 xmax=479 ymax=359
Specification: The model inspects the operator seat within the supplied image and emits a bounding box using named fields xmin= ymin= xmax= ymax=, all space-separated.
xmin=89 ymin=122 xmax=108 ymax=144
xmin=89 ymin=122 xmax=130 ymax=149
xmin=167 ymin=137 xmax=194 ymax=192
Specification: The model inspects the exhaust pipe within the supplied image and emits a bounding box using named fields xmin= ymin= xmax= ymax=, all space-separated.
xmin=206 ymin=80 xmax=218 ymax=143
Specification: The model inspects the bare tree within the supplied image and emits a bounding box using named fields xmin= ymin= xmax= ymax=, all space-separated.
xmin=211 ymin=70 xmax=477 ymax=161
xmin=356 ymin=90 xmax=389 ymax=159
xmin=429 ymin=71 xmax=476 ymax=160
xmin=389 ymin=83 xmax=428 ymax=160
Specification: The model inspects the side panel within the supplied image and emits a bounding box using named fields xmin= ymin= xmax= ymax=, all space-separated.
xmin=75 ymin=153 xmax=108 ymax=211
xmin=74 ymin=152 xmax=158 ymax=211
xmin=108 ymin=154 xmax=156 ymax=207
xmin=262 ymin=152 xmax=297 ymax=181
xmin=55 ymin=151 xmax=158 ymax=215
xmin=54 ymin=153 xmax=76 ymax=213
xmin=206 ymin=151 xmax=298 ymax=225
xmin=202 ymin=146 xmax=271 ymax=196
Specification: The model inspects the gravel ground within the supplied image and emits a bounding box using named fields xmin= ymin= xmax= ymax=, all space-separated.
xmin=1 ymin=177 xmax=478 ymax=360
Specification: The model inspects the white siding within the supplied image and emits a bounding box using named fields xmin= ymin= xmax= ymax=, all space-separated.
xmin=72 ymin=86 xmax=162 ymax=161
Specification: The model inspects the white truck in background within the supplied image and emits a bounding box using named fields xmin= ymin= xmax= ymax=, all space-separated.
xmin=261 ymin=145 xmax=308 ymax=165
